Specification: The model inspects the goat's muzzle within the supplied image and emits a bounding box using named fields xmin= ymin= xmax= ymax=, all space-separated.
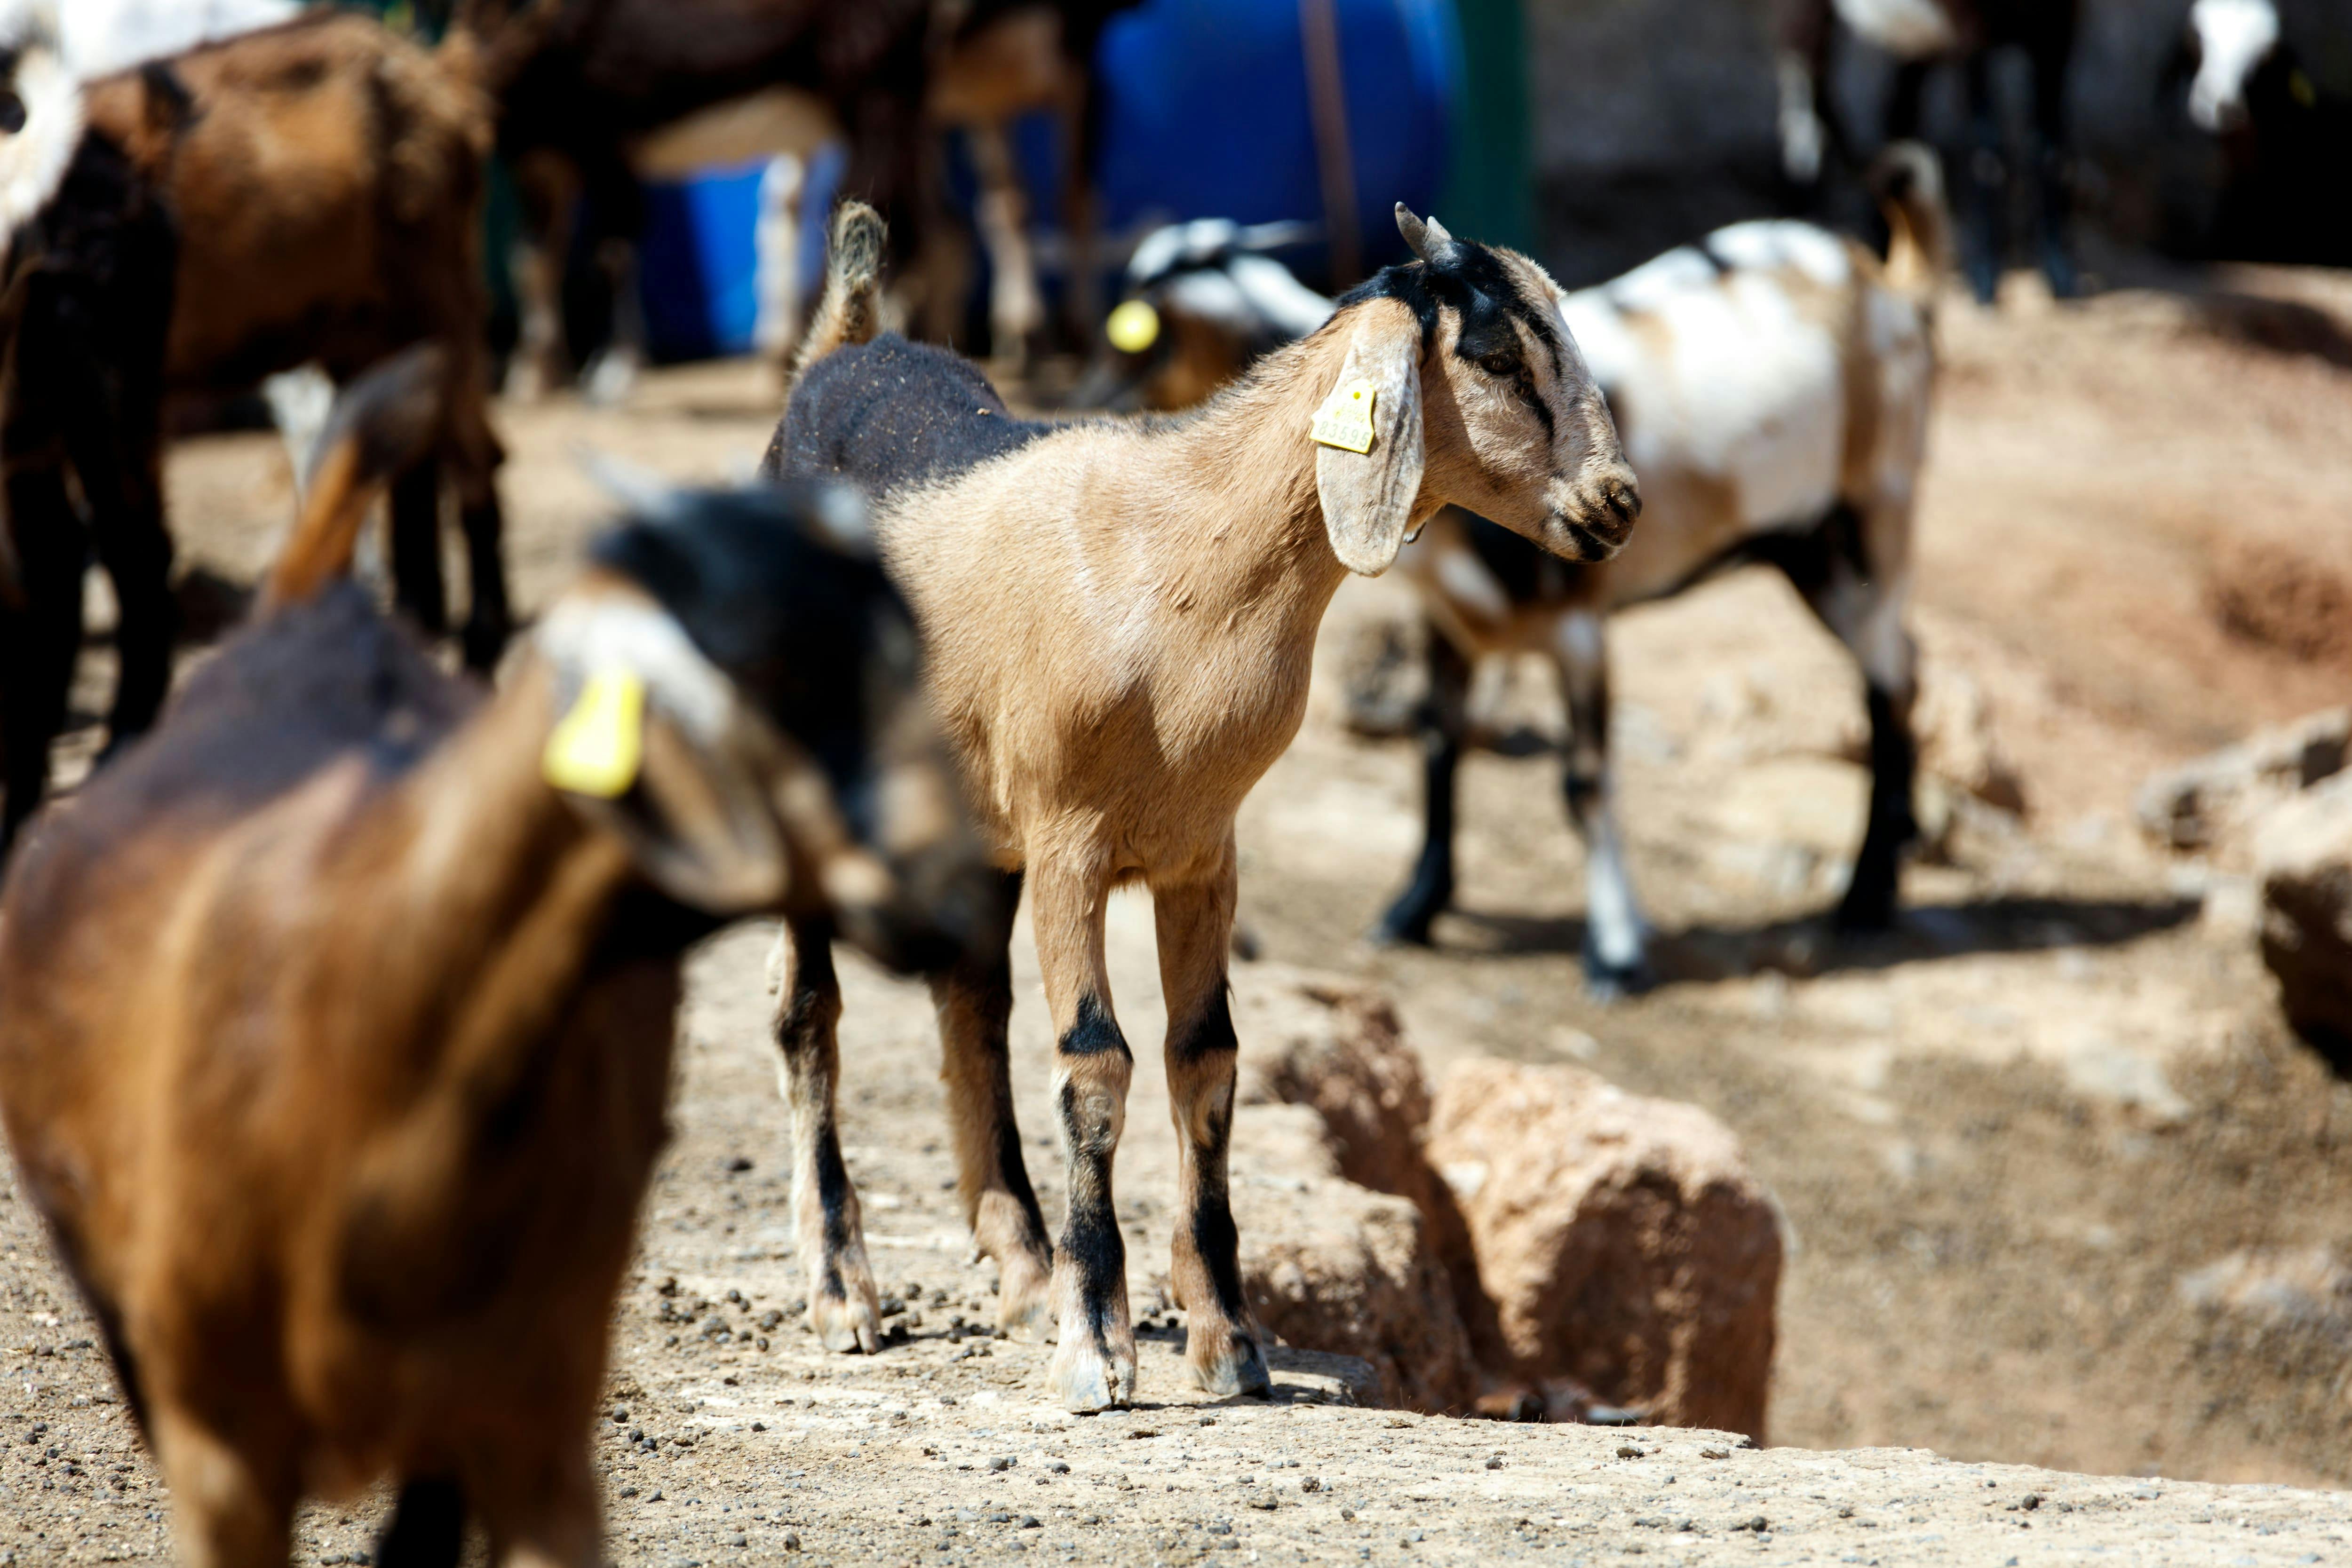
xmin=1549 ymin=464 xmax=1643 ymax=562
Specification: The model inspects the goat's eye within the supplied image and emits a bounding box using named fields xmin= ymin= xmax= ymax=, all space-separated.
xmin=1478 ymin=350 xmax=1519 ymax=378
xmin=0 ymin=95 xmax=24 ymax=137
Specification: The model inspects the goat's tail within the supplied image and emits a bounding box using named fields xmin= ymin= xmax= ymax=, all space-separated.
xmin=1870 ymin=141 xmax=1953 ymax=313
xmin=787 ymin=201 xmax=889 ymax=399
xmin=258 ymin=346 xmax=450 ymax=615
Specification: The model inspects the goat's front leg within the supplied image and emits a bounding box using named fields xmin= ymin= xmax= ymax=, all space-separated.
xmin=933 ymin=869 xmax=1056 ymax=1338
xmin=1553 ymin=607 xmax=1651 ymax=998
xmin=1033 ymin=859 xmax=1136 ymax=1410
xmin=1156 ymin=845 xmax=1271 ymax=1396
xmin=473 ymin=1442 xmax=601 ymax=1568
xmin=770 ymin=918 xmax=882 ymax=1354
xmin=151 ymin=1406 xmax=295 ymax=1568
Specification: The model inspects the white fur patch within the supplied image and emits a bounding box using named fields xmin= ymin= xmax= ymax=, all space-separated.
xmin=1832 ymin=0 xmax=1959 ymax=58
xmin=1564 ymin=230 xmax=1848 ymax=533
xmin=1225 ymin=253 xmax=1336 ymax=339
xmin=1705 ymin=220 xmax=1853 ymax=290
xmin=56 ymin=0 xmax=296 ymax=79
xmin=2188 ymin=0 xmax=2281 ymax=132
xmin=0 ymin=43 xmax=80 ymax=261
xmin=534 ymin=595 xmax=737 ymax=749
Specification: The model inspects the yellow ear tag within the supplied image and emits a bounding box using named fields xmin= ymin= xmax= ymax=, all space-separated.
xmin=1310 ymin=378 xmax=1378 ymax=455
xmin=1106 ymin=298 xmax=1161 ymax=354
xmin=543 ymin=669 xmax=647 ymax=799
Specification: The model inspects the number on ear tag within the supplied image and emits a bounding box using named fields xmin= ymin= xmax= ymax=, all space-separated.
xmin=544 ymin=669 xmax=648 ymax=799
xmin=1311 ymin=378 xmax=1378 ymax=455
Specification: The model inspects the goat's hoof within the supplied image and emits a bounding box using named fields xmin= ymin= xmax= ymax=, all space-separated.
xmin=810 ymin=1287 xmax=882 ymax=1355
xmin=460 ymin=621 xmax=509 ymax=675
xmin=1048 ymin=1330 xmax=1138 ymax=1412
xmin=1832 ymin=890 xmax=1899 ymax=935
xmin=1185 ymin=1327 xmax=1271 ymax=1398
xmin=995 ymin=1255 xmax=1057 ymax=1344
xmin=1370 ymin=907 xmax=1439 ymax=948
xmin=1581 ymin=946 xmax=1653 ymax=1002
xmin=581 ymin=350 xmax=643 ymax=409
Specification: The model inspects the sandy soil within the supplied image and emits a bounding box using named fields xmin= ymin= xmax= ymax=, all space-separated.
xmin=8 ymin=273 xmax=2352 ymax=1562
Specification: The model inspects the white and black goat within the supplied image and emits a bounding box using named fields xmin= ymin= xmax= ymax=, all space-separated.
xmin=1074 ymin=156 xmax=1949 ymax=995
xmin=2179 ymin=0 xmax=2352 ymax=265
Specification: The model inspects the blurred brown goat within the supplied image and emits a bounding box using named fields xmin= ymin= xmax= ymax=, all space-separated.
xmin=81 ymin=6 xmax=547 ymax=673
xmin=0 ymin=364 xmax=996 ymax=1563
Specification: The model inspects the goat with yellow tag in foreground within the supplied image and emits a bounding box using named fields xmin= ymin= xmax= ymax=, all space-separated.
xmin=0 ymin=421 xmax=997 ymax=1564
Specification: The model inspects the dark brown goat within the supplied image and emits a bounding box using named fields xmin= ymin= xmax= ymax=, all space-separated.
xmin=0 ymin=407 xmax=994 ymax=1563
xmin=464 ymin=0 xmax=1131 ymax=396
xmin=82 ymin=8 xmax=525 ymax=671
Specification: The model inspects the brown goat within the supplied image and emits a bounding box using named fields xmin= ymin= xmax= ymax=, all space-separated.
xmin=765 ymin=202 xmax=1638 ymax=1410
xmin=80 ymin=8 xmax=524 ymax=672
xmin=0 ymin=398 xmax=993 ymax=1563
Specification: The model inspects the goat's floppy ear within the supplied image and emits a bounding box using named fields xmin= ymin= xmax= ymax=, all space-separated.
xmin=537 ymin=595 xmax=794 ymax=913
xmin=1314 ymin=309 xmax=1425 ymax=576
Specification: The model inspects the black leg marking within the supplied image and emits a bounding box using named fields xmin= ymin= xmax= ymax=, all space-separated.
xmin=1840 ymin=682 xmax=1917 ymax=932
xmin=389 ymin=461 xmax=448 ymax=636
xmin=458 ymin=491 xmax=510 ymax=674
xmin=375 ymin=1477 xmax=466 ymax=1568
xmin=1059 ymin=993 xmax=1129 ymax=1058
xmin=1378 ymin=628 xmax=1471 ymax=945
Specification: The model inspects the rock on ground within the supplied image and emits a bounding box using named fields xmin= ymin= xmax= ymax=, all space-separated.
xmin=2140 ymin=706 xmax=2352 ymax=858
xmin=1232 ymin=1105 xmax=1480 ymax=1414
xmin=2256 ymin=769 xmax=2352 ymax=1056
xmin=1425 ymin=1060 xmax=1783 ymax=1442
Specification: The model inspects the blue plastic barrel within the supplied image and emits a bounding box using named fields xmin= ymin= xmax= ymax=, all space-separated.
xmin=635 ymin=0 xmax=1463 ymax=360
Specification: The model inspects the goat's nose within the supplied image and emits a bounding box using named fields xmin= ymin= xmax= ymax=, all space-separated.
xmin=1584 ymin=467 xmax=1642 ymax=546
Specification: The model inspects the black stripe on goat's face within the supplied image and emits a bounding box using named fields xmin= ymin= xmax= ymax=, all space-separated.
xmin=1343 ymin=223 xmax=1642 ymax=564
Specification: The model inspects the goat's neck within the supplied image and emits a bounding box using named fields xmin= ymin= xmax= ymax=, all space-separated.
xmin=362 ymin=664 xmax=639 ymax=1087
xmin=1134 ymin=325 xmax=1376 ymax=641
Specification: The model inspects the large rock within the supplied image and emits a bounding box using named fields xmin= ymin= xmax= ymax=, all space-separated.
xmin=1423 ymin=1060 xmax=1782 ymax=1442
xmin=2256 ymin=770 xmax=2352 ymax=1056
xmin=1231 ymin=1104 xmax=1480 ymax=1414
xmin=2140 ymin=707 xmax=2352 ymax=859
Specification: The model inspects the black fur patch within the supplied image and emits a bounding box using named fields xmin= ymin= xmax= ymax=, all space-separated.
xmin=590 ymin=484 xmax=916 ymax=821
xmin=1338 ymin=239 xmax=1565 ymax=387
xmin=1057 ymin=994 xmax=1129 ymax=1060
xmin=1169 ymin=984 xmax=1237 ymax=1064
xmin=764 ymin=335 xmax=1056 ymax=503
xmin=375 ymin=1477 xmax=466 ymax=1568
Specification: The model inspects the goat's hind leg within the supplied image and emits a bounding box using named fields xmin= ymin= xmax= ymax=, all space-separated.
xmin=770 ymin=919 xmax=882 ymax=1354
xmin=374 ymin=1477 xmax=466 ymax=1568
xmin=1552 ymin=608 xmax=1651 ymax=998
xmin=1034 ymin=860 xmax=1137 ymax=1411
xmin=1774 ymin=505 xmax=1918 ymax=932
xmin=933 ymin=869 xmax=1055 ymax=1339
xmin=1375 ymin=626 xmax=1472 ymax=945
xmin=1156 ymin=846 xmax=1270 ymax=1396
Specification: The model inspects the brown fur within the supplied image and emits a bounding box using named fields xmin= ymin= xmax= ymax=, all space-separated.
xmin=769 ymin=205 xmax=1639 ymax=1409
xmin=82 ymin=10 xmax=514 ymax=666
xmin=0 ymin=485 xmax=985 ymax=1563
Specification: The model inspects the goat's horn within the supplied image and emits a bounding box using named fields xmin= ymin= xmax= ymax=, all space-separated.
xmin=1396 ymin=205 xmax=1455 ymax=264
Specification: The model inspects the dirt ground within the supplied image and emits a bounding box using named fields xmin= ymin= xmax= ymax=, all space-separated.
xmin=7 ymin=269 xmax=2352 ymax=1561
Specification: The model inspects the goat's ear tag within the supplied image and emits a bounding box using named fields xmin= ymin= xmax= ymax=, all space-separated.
xmin=544 ymin=669 xmax=647 ymax=799
xmin=1106 ymin=298 xmax=1160 ymax=354
xmin=1311 ymin=378 xmax=1378 ymax=455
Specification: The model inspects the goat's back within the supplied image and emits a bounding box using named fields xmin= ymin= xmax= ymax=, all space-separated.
xmin=763 ymin=333 xmax=1054 ymax=502
xmin=83 ymin=10 xmax=492 ymax=388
